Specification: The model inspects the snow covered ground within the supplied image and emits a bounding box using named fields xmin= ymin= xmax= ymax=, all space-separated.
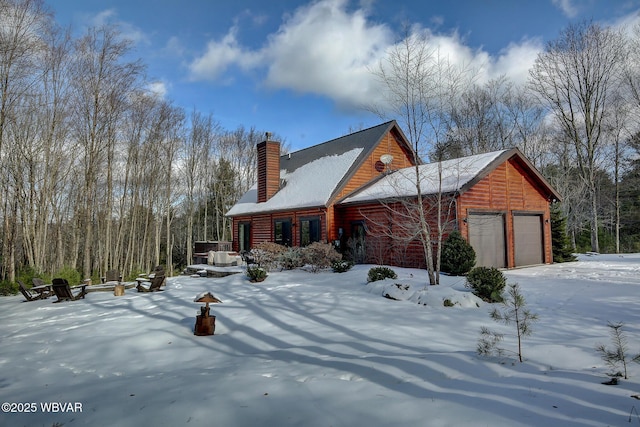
xmin=1 ymin=254 xmax=640 ymax=426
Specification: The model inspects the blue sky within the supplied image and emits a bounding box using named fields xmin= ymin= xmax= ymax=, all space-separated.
xmin=51 ymin=0 xmax=640 ymax=150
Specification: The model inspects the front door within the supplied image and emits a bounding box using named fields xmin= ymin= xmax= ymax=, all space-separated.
xmin=351 ymin=221 xmax=366 ymax=263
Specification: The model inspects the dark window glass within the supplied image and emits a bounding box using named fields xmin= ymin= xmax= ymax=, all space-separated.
xmin=239 ymin=222 xmax=251 ymax=252
xmin=300 ymin=217 xmax=320 ymax=246
xmin=274 ymin=219 xmax=292 ymax=246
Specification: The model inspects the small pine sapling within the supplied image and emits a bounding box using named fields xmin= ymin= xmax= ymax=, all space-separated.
xmin=596 ymin=322 xmax=640 ymax=380
xmin=477 ymin=283 xmax=538 ymax=362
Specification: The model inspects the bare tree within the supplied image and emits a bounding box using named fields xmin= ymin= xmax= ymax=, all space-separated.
xmin=369 ymin=28 xmax=474 ymax=285
xmin=624 ymin=23 xmax=640 ymax=114
xmin=529 ymin=21 xmax=626 ymax=253
xmin=157 ymin=101 xmax=185 ymax=275
xmin=0 ymin=0 xmax=52 ymax=281
xmin=448 ymin=76 xmax=517 ymax=156
xmin=69 ymin=24 xmax=143 ymax=278
xmin=181 ymin=110 xmax=217 ymax=265
xmin=119 ymin=90 xmax=158 ymax=274
xmin=446 ymin=76 xmax=554 ymax=169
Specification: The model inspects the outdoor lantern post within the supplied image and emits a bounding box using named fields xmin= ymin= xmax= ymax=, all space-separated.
xmin=194 ymin=292 xmax=222 ymax=336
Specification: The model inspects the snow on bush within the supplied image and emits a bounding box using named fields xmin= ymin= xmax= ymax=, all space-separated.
xmin=366 ymin=277 xmax=483 ymax=308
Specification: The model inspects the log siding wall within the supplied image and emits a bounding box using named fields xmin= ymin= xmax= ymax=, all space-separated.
xmin=231 ymin=129 xmax=554 ymax=270
xmin=457 ymin=157 xmax=552 ymax=268
xmin=232 ymin=208 xmax=328 ymax=252
xmin=336 ymin=195 xmax=458 ymax=269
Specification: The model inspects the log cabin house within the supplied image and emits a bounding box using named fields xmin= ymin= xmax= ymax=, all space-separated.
xmin=227 ymin=121 xmax=561 ymax=269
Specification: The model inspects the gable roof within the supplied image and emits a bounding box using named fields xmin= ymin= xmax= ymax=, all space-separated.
xmin=338 ymin=148 xmax=561 ymax=205
xmin=227 ymin=121 xmax=413 ymax=216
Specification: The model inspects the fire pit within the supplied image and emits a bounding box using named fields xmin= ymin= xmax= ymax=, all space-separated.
xmin=193 ymin=292 xmax=222 ymax=336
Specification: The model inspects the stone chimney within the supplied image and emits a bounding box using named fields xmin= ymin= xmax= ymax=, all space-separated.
xmin=257 ymin=133 xmax=280 ymax=203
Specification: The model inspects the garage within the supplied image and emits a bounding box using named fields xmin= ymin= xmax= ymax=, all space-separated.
xmin=467 ymin=213 xmax=506 ymax=268
xmin=513 ymin=213 xmax=544 ymax=267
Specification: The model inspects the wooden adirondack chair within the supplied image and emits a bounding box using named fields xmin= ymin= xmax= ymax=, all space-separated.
xmin=136 ymin=274 xmax=165 ymax=292
xmin=32 ymin=278 xmax=47 ymax=288
xmin=51 ymin=278 xmax=87 ymax=302
xmin=18 ymin=280 xmax=52 ymax=301
xmin=101 ymin=269 xmax=122 ymax=284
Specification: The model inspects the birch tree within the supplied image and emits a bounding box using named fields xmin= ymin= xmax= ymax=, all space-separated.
xmin=0 ymin=0 xmax=52 ymax=281
xmin=69 ymin=24 xmax=143 ymax=278
xmin=369 ymin=28 xmax=473 ymax=285
xmin=182 ymin=110 xmax=217 ymax=263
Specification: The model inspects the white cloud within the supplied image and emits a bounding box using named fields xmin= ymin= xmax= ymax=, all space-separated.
xmin=189 ymin=25 xmax=261 ymax=82
xmin=165 ymin=36 xmax=185 ymax=56
xmin=492 ymin=39 xmax=544 ymax=85
xmin=552 ymin=0 xmax=579 ymax=18
xmin=147 ymin=81 xmax=168 ymax=98
xmin=261 ymin=0 xmax=392 ymax=107
xmin=89 ymin=9 xmax=150 ymax=45
xmin=610 ymin=10 xmax=640 ymax=37
xmin=187 ymin=0 xmax=543 ymax=109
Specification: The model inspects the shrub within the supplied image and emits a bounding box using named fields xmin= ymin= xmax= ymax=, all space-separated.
xmin=246 ymin=266 xmax=268 ymax=282
xmin=301 ymin=242 xmax=342 ymax=273
xmin=249 ymin=242 xmax=287 ymax=271
xmin=466 ymin=266 xmax=506 ymax=303
xmin=16 ymin=265 xmax=38 ymax=288
xmin=441 ymin=231 xmax=476 ymax=275
xmin=125 ymin=268 xmax=146 ymax=282
xmin=367 ymin=266 xmax=397 ymax=283
xmin=0 ymin=280 xmax=18 ymax=296
xmin=332 ymin=259 xmax=354 ymax=273
xmin=54 ymin=265 xmax=82 ymax=286
xmin=278 ymin=247 xmax=305 ymax=270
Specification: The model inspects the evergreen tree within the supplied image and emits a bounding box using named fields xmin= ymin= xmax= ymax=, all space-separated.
xmin=478 ymin=283 xmax=539 ymax=363
xmin=551 ymin=203 xmax=577 ymax=262
xmin=441 ymin=231 xmax=476 ymax=275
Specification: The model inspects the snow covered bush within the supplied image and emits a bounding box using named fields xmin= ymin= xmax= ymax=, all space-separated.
xmin=466 ymin=266 xmax=506 ymax=302
xmin=301 ymin=242 xmax=342 ymax=273
xmin=246 ymin=266 xmax=268 ymax=282
xmin=383 ymin=283 xmax=411 ymax=300
xmin=278 ymin=247 xmax=305 ymax=270
xmin=249 ymin=242 xmax=287 ymax=271
xmin=331 ymin=259 xmax=354 ymax=273
xmin=367 ymin=266 xmax=397 ymax=283
xmin=440 ymin=231 xmax=476 ymax=275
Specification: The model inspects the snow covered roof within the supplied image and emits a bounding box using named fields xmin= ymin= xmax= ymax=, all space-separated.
xmin=227 ymin=147 xmax=364 ymax=215
xmin=227 ymin=121 xmax=410 ymax=216
xmin=339 ymin=149 xmax=510 ymax=204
